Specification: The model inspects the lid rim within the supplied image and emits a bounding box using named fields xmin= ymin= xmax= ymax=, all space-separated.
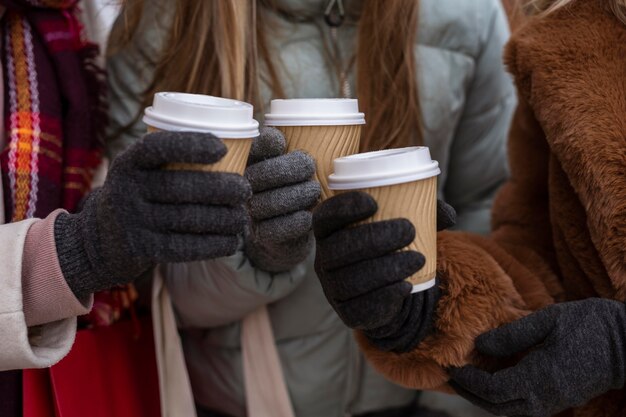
xmin=143 ymin=115 xmax=260 ymax=139
xmin=411 ymin=278 xmax=437 ymax=294
xmin=329 ymin=162 xmax=440 ymax=182
xmin=264 ymin=113 xmax=365 ymax=119
xmin=328 ymin=167 xmax=440 ymax=190
xmin=144 ymin=109 xmax=259 ymax=131
xmin=329 ymin=147 xmax=440 ymax=190
xmin=265 ymin=98 xmax=365 ymax=126
xmin=144 ymin=92 xmax=259 ymax=137
xmin=264 ymin=119 xmax=366 ymax=127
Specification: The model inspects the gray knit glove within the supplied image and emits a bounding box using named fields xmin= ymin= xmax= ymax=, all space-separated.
xmin=449 ymin=298 xmax=626 ymax=417
xmin=243 ymin=127 xmax=321 ymax=272
xmin=54 ymin=131 xmax=252 ymax=299
xmin=313 ymin=191 xmax=455 ymax=353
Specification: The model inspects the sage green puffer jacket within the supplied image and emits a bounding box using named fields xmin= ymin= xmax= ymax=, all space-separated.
xmin=106 ymin=0 xmax=515 ymax=416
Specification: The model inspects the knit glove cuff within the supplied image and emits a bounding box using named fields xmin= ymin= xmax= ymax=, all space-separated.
xmin=54 ymin=191 xmax=151 ymax=299
xmin=364 ymin=281 xmax=441 ymax=353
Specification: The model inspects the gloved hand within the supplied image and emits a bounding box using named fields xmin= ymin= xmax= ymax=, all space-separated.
xmin=312 ymin=191 xmax=456 ymax=353
xmin=449 ymin=298 xmax=626 ymax=417
xmin=243 ymin=127 xmax=321 ymax=272
xmin=54 ymin=131 xmax=252 ymax=299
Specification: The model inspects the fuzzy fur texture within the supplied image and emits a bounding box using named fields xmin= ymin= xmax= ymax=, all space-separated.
xmin=358 ymin=232 xmax=537 ymax=390
xmin=506 ymin=0 xmax=626 ymax=299
xmin=358 ymin=1 xmax=626 ymax=414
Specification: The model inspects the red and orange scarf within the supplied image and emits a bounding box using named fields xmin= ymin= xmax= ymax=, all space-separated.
xmin=0 ymin=2 xmax=107 ymax=414
xmin=0 ymin=0 xmax=106 ymax=221
xmin=0 ymin=0 xmax=132 ymax=327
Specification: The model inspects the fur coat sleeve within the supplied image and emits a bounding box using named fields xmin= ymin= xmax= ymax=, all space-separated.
xmin=357 ymin=0 xmax=626 ymax=391
xmin=356 ymin=76 xmax=560 ymax=392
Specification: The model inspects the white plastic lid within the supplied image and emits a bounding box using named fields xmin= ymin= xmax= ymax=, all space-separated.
xmin=143 ymin=92 xmax=260 ymax=138
xmin=264 ymin=98 xmax=366 ymax=126
xmin=412 ymin=278 xmax=437 ymax=294
xmin=328 ymin=147 xmax=440 ymax=190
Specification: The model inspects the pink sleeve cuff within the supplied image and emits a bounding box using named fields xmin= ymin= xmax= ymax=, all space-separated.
xmin=22 ymin=209 xmax=93 ymax=327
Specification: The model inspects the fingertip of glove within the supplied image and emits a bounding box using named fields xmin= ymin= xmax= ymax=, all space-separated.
xmin=400 ymin=280 xmax=413 ymax=297
xmin=291 ymin=149 xmax=316 ymax=164
xmin=211 ymin=172 xmax=253 ymax=203
xmin=350 ymin=191 xmax=378 ymax=213
xmin=446 ymin=367 xmax=464 ymax=381
xmin=312 ymin=191 xmax=378 ymax=238
xmin=138 ymin=131 xmax=227 ymax=166
xmin=473 ymin=329 xmax=500 ymax=351
xmin=259 ymin=126 xmax=286 ymax=144
xmin=181 ymin=132 xmax=228 ymax=160
xmin=145 ymin=130 xmax=223 ymax=147
xmin=403 ymin=250 xmax=426 ymax=272
xmin=250 ymin=127 xmax=286 ymax=160
xmin=303 ymin=180 xmax=322 ymax=203
xmin=317 ymin=191 xmax=378 ymax=218
xmin=436 ymin=200 xmax=457 ymax=231
xmin=447 ymin=365 xmax=475 ymax=378
xmin=285 ymin=150 xmax=317 ymax=177
xmin=472 ymin=328 xmax=518 ymax=359
xmin=390 ymin=218 xmax=416 ymax=246
xmin=225 ymin=236 xmax=242 ymax=256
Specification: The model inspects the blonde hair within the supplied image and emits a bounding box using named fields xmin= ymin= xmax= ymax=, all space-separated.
xmin=109 ymin=0 xmax=423 ymax=151
xmin=356 ymin=1 xmax=421 ymax=150
xmin=524 ymin=0 xmax=626 ymax=23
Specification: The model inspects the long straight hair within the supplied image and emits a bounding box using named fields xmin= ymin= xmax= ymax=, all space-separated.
xmin=524 ymin=0 xmax=626 ymax=23
xmin=109 ymin=0 xmax=423 ymax=151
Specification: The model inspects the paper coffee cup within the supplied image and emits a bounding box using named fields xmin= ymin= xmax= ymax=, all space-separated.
xmin=328 ymin=147 xmax=441 ymax=292
xmin=264 ymin=98 xmax=365 ymax=200
xmin=143 ymin=92 xmax=259 ymax=174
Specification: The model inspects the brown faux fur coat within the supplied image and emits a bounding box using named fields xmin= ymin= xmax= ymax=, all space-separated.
xmin=358 ymin=1 xmax=626 ymax=416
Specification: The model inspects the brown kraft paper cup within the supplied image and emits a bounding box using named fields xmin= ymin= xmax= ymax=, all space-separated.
xmin=329 ymin=147 xmax=440 ymax=290
xmin=277 ymin=124 xmax=361 ymax=200
xmin=359 ymin=177 xmax=438 ymax=286
xmin=143 ymin=93 xmax=259 ymax=175
xmin=264 ymin=99 xmax=366 ymax=201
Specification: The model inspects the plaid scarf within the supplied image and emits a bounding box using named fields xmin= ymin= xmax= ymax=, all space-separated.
xmin=0 ymin=0 xmax=105 ymax=221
